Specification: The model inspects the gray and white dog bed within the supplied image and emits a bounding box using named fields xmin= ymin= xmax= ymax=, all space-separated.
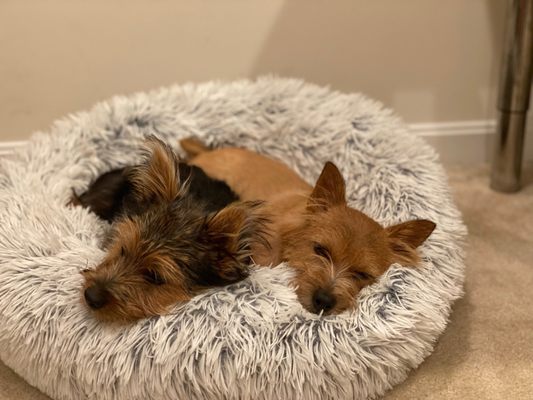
xmin=0 ymin=77 xmax=466 ymax=399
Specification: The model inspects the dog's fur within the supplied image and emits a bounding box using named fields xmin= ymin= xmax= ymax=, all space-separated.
xmin=77 ymin=137 xmax=268 ymax=322
xmin=69 ymin=161 xmax=238 ymax=222
xmin=182 ymin=138 xmax=436 ymax=315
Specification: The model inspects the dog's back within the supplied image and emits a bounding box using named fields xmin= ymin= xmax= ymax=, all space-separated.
xmin=182 ymin=139 xmax=311 ymax=201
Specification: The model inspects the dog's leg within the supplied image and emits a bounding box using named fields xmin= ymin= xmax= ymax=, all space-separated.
xmin=179 ymin=137 xmax=210 ymax=159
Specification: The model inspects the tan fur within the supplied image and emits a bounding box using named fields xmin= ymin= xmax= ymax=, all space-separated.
xmin=188 ymin=146 xmax=311 ymax=201
xmin=183 ymin=138 xmax=436 ymax=315
xmin=128 ymin=136 xmax=182 ymax=204
xmin=180 ymin=137 xmax=211 ymax=158
xmin=82 ymin=217 xmax=192 ymax=322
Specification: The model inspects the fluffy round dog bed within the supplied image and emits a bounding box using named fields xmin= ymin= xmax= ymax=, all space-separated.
xmin=0 ymin=77 xmax=466 ymax=400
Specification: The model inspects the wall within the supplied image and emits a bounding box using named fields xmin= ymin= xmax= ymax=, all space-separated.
xmin=2 ymin=0 xmax=528 ymax=164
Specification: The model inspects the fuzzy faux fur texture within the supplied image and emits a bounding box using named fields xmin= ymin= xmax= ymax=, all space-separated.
xmin=0 ymin=77 xmax=466 ymax=400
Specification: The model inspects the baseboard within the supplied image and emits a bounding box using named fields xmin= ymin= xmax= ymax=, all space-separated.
xmin=0 ymin=141 xmax=26 ymax=157
xmin=410 ymin=119 xmax=533 ymax=165
xmin=1 ymin=120 xmax=532 ymax=165
xmin=409 ymin=120 xmax=497 ymax=165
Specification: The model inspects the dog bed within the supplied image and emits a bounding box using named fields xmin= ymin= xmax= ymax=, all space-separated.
xmin=0 ymin=77 xmax=466 ymax=400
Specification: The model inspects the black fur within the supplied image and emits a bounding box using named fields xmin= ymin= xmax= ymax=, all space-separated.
xmin=177 ymin=163 xmax=239 ymax=213
xmin=72 ymin=169 xmax=134 ymax=222
xmin=73 ymin=164 xmax=238 ymax=222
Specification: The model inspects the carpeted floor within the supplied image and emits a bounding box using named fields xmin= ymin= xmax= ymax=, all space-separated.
xmin=1 ymin=163 xmax=532 ymax=400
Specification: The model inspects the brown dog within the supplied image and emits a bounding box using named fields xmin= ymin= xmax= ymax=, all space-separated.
xmin=182 ymin=139 xmax=436 ymax=315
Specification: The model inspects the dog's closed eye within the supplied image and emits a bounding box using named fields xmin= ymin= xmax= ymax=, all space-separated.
xmin=351 ymin=271 xmax=372 ymax=281
xmin=141 ymin=269 xmax=166 ymax=285
xmin=313 ymin=243 xmax=330 ymax=259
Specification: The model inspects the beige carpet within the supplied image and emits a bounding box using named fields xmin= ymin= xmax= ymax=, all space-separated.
xmin=1 ymin=164 xmax=532 ymax=400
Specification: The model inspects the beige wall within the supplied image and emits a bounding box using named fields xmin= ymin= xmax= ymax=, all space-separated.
xmin=0 ymin=0 xmax=505 ymax=141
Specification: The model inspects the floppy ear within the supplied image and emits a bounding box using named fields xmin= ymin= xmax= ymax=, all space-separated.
xmin=307 ymin=162 xmax=346 ymax=212
xmin=128 ymin=135 xmax=183 ymax=204
xmin=386 ymin=219 xmax=436 ymax=265
xmin=203 ymin=201 xmax=269 ymax=283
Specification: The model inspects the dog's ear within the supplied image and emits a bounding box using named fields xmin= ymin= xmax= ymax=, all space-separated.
xmin=307 ymin=162 xmax=346 ymax=212
xmin=386 ymin=219 xmax=436 ymax=265
xmin=128 ymin=136 xmax=184 ymax=204
xmin=203 ymin=201 xmax=269 ymax=283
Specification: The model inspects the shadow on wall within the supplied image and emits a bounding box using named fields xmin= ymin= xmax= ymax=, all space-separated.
xmin=250 ymin=0 xmax=507 ymax=123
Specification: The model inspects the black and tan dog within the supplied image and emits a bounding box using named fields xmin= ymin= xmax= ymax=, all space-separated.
xmin=73 ymin=137 xmax=268 ymax=322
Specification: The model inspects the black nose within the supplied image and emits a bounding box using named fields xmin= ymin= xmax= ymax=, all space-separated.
xmin=84 ymin=285 xmax=110 ymax=309
xmin=312 ymin=289 xmax=336 ymax=313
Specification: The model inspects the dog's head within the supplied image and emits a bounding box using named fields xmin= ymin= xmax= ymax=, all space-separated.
xmin=281 ymin=162 xmax=436 ymax=315
xmin=82 ymin=137 xmax=267 ymax=322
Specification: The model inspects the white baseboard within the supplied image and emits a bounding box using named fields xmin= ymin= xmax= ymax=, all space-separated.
xmin=1 ymin=120 xmax=532 ymax=165
xmin=409 ymin=120 xmax=498 ymax=165
xmin=409 ymin=120 xmax=497 ymax=137
xmin=0 ymin=141 xmax=26 ymax=157
xmin=411 ymin=119 xmax=533 ymax=165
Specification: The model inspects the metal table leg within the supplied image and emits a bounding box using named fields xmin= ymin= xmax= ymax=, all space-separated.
xmin=490 ymin=0 xmax=533 ymax=192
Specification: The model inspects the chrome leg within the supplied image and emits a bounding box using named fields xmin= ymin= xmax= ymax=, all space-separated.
xmin=490 ymin=0 xmax=533 ymax=192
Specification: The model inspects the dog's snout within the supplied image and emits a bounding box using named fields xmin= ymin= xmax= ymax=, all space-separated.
xmin=312 ymin=288 xmax=336 ymax=313
xmin=84 ymin=285 xmax=110 ymax=309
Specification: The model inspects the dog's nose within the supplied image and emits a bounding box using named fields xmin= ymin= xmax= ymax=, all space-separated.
xmin=84 ymin=285 xmax=110 ymax=309
xmin=312 ymin=289 xmax=336 ymax=313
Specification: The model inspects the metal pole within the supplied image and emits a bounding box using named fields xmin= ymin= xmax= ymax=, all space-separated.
xmin=490 ymin=0 xmax=533 ymax=192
